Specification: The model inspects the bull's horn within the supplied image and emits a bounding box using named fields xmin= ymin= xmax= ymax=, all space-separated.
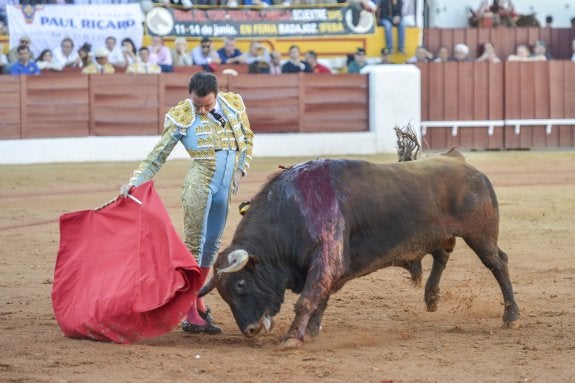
xmin=217 ymin=249 xmax=249 ymax=275
xmin=198 ymin=276 xmax=217 ymax=297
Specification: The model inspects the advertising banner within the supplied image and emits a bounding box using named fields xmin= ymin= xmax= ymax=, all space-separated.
xmin=6 ymin=4 xmax=143 ymax=56
xmin=145 ymin=5 xmax=376 ymax=39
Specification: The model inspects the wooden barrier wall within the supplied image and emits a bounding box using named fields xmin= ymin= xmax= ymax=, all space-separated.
xmin=0 ymin=72 xmax=369 ymax=140
xmin=423 ymin=27 xmax=575 ymax=61
xmin=417 ymin=60 xmax=575 ymax=150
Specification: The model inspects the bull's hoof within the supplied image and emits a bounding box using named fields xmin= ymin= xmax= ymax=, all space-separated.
xmin=504 ymin=320 xmax=520 ymax=329
xmin=280 ymin=338 xmax=304 ymax=349
xmin=425 ymin=292 xmax=439 ymax=312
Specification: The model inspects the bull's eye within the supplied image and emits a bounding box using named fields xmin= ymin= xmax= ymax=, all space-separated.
xmin=234 ymin=279 xmax=247 ymax=295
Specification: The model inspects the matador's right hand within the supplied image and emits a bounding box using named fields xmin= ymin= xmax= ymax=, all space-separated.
xmin=119 ymin=184 xmax=133 ymax=198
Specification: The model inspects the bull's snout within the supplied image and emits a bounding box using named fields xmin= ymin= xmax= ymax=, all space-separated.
xmin=243 ymin=323 xmax=262 ymax=338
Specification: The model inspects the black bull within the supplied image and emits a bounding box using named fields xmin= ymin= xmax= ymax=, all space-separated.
xmin=200 ymin=150 xmax=520 ymax=346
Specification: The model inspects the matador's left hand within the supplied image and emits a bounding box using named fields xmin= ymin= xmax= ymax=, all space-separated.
xmin=232 ymin=169 xmax=243 ymax=195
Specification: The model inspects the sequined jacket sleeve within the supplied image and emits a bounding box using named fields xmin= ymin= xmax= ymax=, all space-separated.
xmin=220 ymin=92 xmax=254 ymax=175
xmin=128 ymin=122 xmax=183 ymax=186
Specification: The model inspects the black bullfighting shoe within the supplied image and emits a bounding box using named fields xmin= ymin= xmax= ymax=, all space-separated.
xmin=182 ymin=320 xmax=222 ymax=335
xmin=198 ymin=307 xmax=216 ymax=325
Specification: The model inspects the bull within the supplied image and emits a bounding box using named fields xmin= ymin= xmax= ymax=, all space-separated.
xmin=200 ymin=149 xmax=520 ymax=347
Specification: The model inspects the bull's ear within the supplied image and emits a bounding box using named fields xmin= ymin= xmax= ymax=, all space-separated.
xmin=217 ymin=249 xmax=250 ymax=275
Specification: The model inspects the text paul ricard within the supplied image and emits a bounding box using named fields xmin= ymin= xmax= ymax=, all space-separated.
xmin=40 ymin=17 xmax=135 ymax=29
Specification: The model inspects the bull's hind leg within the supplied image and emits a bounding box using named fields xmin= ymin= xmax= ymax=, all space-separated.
xmin=464 ymin=238 xmax=520 ymax=327
xmin=424 ymin=247 xmax=450 ymax=312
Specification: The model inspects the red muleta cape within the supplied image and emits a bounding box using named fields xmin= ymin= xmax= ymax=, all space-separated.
xmin=52 ymin=181 xmax=200 ymax=344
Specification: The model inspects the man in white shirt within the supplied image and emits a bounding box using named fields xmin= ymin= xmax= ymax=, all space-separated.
xmin=52 ymin=37 xmax=78 ymax=69
xmin=105 ymin=36 xmax=126 ymax=68
xmin=126 ymin=47 xmax=161 ymax=74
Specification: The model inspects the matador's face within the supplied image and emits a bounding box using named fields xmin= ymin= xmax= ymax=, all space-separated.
xmin=190 ymin=92 xmax=217 ymax=116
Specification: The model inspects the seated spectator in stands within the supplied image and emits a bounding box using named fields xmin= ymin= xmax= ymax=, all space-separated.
xmin=453 ymin=43 xmax=471 ymax=62
xmin=406 ymin=45 xmax=433 ymax=63
xmin=121 ymin=38 xmax=138 ymax=67
xmin=126 ymin=47 xmax=161 ymax=74
xmin=218 ymin=37 xmax=244 ymax=64
xmin=149 ymin=35 xmax=173 ymax=72
xmin=347 ymin=47 xmax=368 ymax=73
xmin=36 ymin=49 xmax=63 ymax=71
xmin=74 ymin=43 xmax=93 ymax=69
xmin=53 ymin=37 xmax=78 ymax=69
xmin=531 ymin=40 xmax=550 ymax=61
xmin=191 ymin=36 xmax=221 ymax=67
xmin=244 ymin=0 xmax=272 ymax=6
xmin=544 ymin=15 xmax=553 ymax=28
xmin=104 ymin=36 xmax=126 ymax=68
xmin=10 ymin=45 xmax=40 ymax=75
xmin=244 ymin=41 xmax=271 ymax=66
xmin=81 ymin=48 xmax=115 ymax=74
xmin=0 ymin=45 xmax=7 ymax=74
xmin=378 ymin=0 xmax=405 ymax=54
xmin=379 ymin=47 xmax=393 ymax=64
xmin=171 ymin=37 xmax=192 ymax=67
xmin=433 ymin=46 xmax=451 ymax=62
xmin=8 ymin=35 xmax=34 ymax=67
xmin=282 ymin=44 xmax=311 ymax=73
xmin=0 ymin=20 xmax=7 ymax=35
xmin=507 ymin=44 xmax=531 ymax=61
xmin=305 ymin=50 xmax=331 ymax=73
xmin=269 ymin=50 xmax=282 ymax=74
xmin=476 ymin=42 xmax=501 ymax=63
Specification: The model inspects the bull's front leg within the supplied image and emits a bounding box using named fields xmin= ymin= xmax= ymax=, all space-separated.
xmin=424 ymin=247 xmax=450 ymax=312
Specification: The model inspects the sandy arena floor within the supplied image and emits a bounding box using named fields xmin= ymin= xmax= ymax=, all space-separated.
xmin=0 ymin=150 xmax=574 ymax=383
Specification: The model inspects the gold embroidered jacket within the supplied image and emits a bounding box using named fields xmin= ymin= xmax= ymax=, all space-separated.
xmin=129 ymin=92 xmax=253 ymax=186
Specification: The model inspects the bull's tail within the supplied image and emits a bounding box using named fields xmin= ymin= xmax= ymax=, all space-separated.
xmin=442 ymin=147 xmax=466 ymax=161
xmin=394 ymin=124 xmax=420 ymax=162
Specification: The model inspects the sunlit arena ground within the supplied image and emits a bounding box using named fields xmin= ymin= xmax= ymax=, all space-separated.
xmin=1 ymin=150 xmax=574 ymax=383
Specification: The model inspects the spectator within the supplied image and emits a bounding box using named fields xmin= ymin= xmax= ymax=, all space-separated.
xmin=52 ymin=37 xmax=78 ymax=69
xmin=347 ymin=47 xmax=368 ymax=73
xmin=269 ymin=50 xmax=282 ymax=74
xmin=121 ymin=38 xmax=138 ymax=67
xmin=74 ymin=43 xmax=93 ymax=69
xmin=453 ymin=43 xmax=471 ymax=62
xmin=36 ymin=49 xmax=62 ymax=71
xmin=379 ymin=47 xmax=393 ymax=64
xmin=571 ymin=38 xmax=575 ymax=62
xmin=8 ymin=35 xmax=34 ymax=66
xmin=0 ymin=43 xmax=8 ymax=73
xmin=281 ymin=44 xmax=311 ymax=73
xmin=406 ymin=45 xmax=433 ymax=63
xmin=507 ymin=44 xmax=531 ymax=62
xmin=149 ymin=35 xmax=174 ymax=72
xmin=305 ymin=50 xmax=331 ymax=73
xmin=0 ymin=20 xmax=7 ymax=35
xmin=104 ymin=36 xmax=125 ymax=68
xmin=81 ymin=47 xmax=115 ymax=74
xmin=433 ymin=46 xmax=451 ymax=62
xmin=544 ymin=15 xmax=553 ymax=28
xmin=531 ymin=40 xmax=550 ymax=60
xmin=378 ymin=0 xmax=405 ymax=54
xmin=217 ymin=37 xmax=244 ymax=65
xmin=10 ymin=45 xmax=40 ymax=75
xmin=191 ymin=36 xmax=221 ymax=66
xmin=244 ymin=41 xmax=271 ymax=66
xmin=126 ymin=47 xmax=161 ymax=74
xmin=476 ymin=42 xmax=501 ymax=63
xmin=171 ymin=37 xmax=192 ymax=67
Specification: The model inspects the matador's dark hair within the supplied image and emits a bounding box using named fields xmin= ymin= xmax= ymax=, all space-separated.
xmin=188 ymin=72 xmax=219 ymax=97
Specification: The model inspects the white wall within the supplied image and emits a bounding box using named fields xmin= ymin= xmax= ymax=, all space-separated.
xmin=0 ymin=66 xmax=421 ymax=164
xmin=427 ymin=0 xmax=574 ymax=28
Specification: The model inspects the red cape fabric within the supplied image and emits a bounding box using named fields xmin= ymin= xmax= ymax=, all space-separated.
xmin=52 ymin=181 xmax=200 ymax=344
